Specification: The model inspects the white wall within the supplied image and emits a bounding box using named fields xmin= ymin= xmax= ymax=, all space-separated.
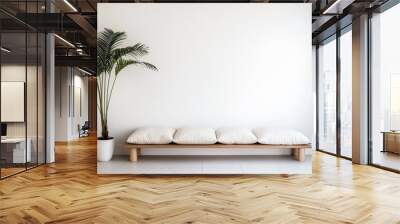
xmin=55 ymin=67 xmax=69 ymax=141
xmin=55 ymin=67 xmax=89 ymax=141
xmin=98 ymin=3 xmax=313 ymax=155
xmin=1 ymin=65 xmax=41 ymax=138
xmin=71 ymin=74 xmax=89 ymax=138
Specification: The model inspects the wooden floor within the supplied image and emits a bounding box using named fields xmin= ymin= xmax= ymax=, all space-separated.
xmin=1 ymin=136 xmax=400 ymax=224
xmin=0 ymin=167 xmax=26 ymax=178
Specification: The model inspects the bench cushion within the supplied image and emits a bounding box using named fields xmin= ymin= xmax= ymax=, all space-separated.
xmin=216 ymin=128 xmax=257 ymax=144
xmin=254 ymin=128 xmax=310 ymax=145
xmin=126 ymin=127 xmax=176 ymax=144
xmin=173 ymin=128 xmax=217 ymax=144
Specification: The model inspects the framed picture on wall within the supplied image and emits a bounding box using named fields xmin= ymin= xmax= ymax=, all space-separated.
xmin=1 ymin=81 xmax=25 ymax=122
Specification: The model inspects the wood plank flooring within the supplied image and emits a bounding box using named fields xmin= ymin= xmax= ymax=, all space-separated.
xmin=1 ymin=136 xmax=400 ymax=223
xmin=0 ymin=167 xmax=26 ymax=178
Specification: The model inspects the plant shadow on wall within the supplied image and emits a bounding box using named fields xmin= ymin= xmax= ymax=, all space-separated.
xmin=97 ymin=28 xmax=158 ymax=162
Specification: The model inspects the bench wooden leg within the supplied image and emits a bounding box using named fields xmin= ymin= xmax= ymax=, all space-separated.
xmin=293 ymin=148 xmax=305 ymax=162
xmin=130 ymin=148 xmax=140 ymax=162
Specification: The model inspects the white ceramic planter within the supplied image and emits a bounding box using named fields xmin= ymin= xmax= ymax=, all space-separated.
xmin=97 ymin=138 xmax=114 ymax=162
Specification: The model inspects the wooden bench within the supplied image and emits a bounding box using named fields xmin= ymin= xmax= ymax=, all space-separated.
xmin=125 ymin=143 xmax=311 ymax=162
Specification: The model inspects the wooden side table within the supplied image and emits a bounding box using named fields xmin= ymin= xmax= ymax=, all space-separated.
xmin=382 ymin=131 xmax=400 ymax=155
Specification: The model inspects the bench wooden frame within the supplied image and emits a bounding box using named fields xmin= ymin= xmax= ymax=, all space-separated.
xmin=125 ymin=143 xmax=311 ymax=162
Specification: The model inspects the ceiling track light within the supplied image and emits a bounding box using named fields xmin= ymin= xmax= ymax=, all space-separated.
xmin=63 ymin=0 xmax=78 ymax=12
xmin=1 ymin=47 xmax=11 ymax=53
xmin=78 ymin=67 xmax=93 ymax=76
xmin=54 ymin=34 xmax=75 ymax=48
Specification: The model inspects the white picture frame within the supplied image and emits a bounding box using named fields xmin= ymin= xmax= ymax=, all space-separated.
xmin=1 ymin=81 xmax=25 ymax=122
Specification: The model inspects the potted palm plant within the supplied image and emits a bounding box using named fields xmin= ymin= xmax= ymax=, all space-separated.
xmin=97 ymin=28 xmax=157 ymax=161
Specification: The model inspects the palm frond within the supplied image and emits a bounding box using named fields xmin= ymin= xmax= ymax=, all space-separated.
xmin=115 ymin=59 xmax=158 ymax=76
xmin=100 ymin=28 xmax=126 ymax=51
xmin=112 ymin=44 xmax=149 ymax=61
xmin=115 ymin=59 xmax=136 ymax=76
xmin=136 ymin=61 xmax=158 ymax=71
xmin=97 ymin=28 xmax=127 ymax=74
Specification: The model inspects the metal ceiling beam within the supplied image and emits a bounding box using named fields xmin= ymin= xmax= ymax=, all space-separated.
xmin=312 ymin=14 xmax=352 ymax=44
xmin=312 ymin=15 xmax=335 ymax=33
xmin=55 ymin=55 xmax=96 ymax=71
xmin=14 ymin=13 xmax=82 ymax=32
xmin=86 ymin=0 xmax=97 ymax=11
xmin=373 ymin=0 xmax=400 ymax=12
xmin=0 ymin=8 xmax=38 ymax=31
xmin=311 ymin=0 xmax=369 ymax=43
xmin=67 ymin=13 xmax=97 ymax=46
xmin=322 ymin=0 xmax=355 ymax=14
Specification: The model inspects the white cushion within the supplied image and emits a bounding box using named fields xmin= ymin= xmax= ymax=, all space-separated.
xmin=253 ymin=128 xmax=310 ymax=145
xmin=216 ymin=128 xmax=257 ymax=144
xmin=126 ymin=127 xmax=176 ymax=144
xmin=173 ymin=128 xmax=217 ymax=144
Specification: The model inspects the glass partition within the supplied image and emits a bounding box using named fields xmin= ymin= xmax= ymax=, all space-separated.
xmin=370 ymin=3 xmax=400 ymax=171
xmin=339 ymin=29 xmax=352 ymax=158
xmin=317 ymin=27 xmax=353 ymax=160
xmin=27 ymin=30 xmax=38 ymax=169
xmin=0 ymin=2 xmax=46 ymax=179
xmin=318 ymin=37 xmax=337 ymax=155
xmin=0 ymin=31 xmax=28 ymax=177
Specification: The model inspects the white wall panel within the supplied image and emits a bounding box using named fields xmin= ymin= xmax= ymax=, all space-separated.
xmin=98 ymin=3 xmax=313 ymax=155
